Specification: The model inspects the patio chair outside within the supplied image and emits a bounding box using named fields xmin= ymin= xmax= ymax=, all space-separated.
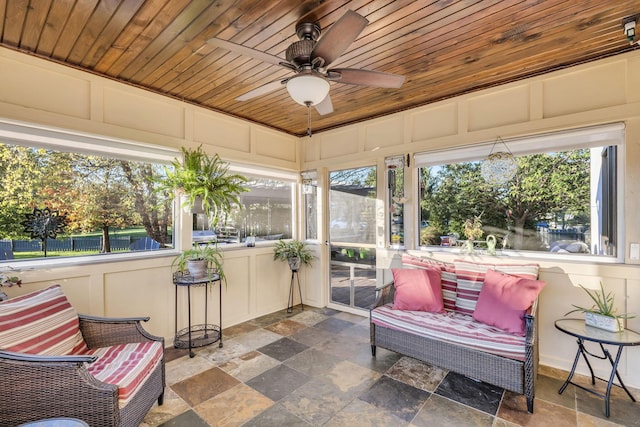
xmin=129 ymin=237 xmax=161 ymax=251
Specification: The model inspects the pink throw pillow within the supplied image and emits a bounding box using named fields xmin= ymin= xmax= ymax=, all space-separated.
xmin=392 ymin=267 xmax=444 ymax=313
xmin=473 ymin=269 xmax=546 ymax=336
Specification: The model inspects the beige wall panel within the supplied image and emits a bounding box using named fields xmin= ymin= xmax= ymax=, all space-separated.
xmin=304 ymin=136 xmax=320 ymax=162
xmin=0 ymin=56 xmax=90 ymax=119
xmin=255 ymin=128 xmax=296 ymax=162
xmin=626 ymin=277 xmax=640 ymax=386
xmin=629 ymin=56 xmax=640 ymax=103
xmin=364 ymin=116 xmax=404 ymax=151
xmin=543 ymin=62 xmax=626 ymax=118
xmin=222 ymin=256 xmax=251 ymax=327
xmin=255 ymin=252 xmax=293 ymax=315
xmin=411 ymin=103 xmax=458 ymax=142
xmin=104 ymin=267 xmax=172 ymax=338
xmin=103 ymin=88 xmax=184 ymax=139
xmin=467 ymin=85 xmax=530 ymax=131
xmin=193 ymin=111 xmax=251 ymax=152
xmin=13 ymin=277 xmax=93 ymax=315
xmin=320 ymin=128 xmax=359 ymax=159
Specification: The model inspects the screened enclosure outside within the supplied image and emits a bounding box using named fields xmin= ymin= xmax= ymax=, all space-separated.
xmin=0 ymin=142 xmax=174 ymax=260
xmin=416 ymin=125 xmax=622 ymax=258
xmin=329 ymin=166 xmax=378 ymax=310
xmin=200 ymin=175 xmax=294 ymax=245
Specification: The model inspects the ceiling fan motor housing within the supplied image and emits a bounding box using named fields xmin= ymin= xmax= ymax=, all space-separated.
xmin=286 ymin=40 xmax=315 ymax=67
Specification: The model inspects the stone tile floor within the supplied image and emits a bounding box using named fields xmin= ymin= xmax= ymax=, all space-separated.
xmin=142 ymin=307 xmax=640 ymax=426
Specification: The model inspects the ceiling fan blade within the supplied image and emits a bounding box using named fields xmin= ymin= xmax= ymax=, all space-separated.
xmin=311 ymin=10 xmax=368 ymax=68
xmin=208 ymin=38 xmax=284 ymax=66
xmin=328 ymin=68 xmax=405 ymax=88
xmin=236 ymin=79 xmax=286 ymax=101
xmin=314 ymin=94 xmax=333 ymax=115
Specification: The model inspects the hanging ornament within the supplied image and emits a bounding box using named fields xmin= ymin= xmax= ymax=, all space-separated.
xmin=481 ymin=137 xmax=518 ymax=185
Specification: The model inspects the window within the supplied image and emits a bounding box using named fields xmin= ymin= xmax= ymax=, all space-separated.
xmin=202 ymin=166 xmax=295 ymax=245
xmin=386 ymin=156 xmax=406 ymax=247
xmin=302 ymin=170 xmax=318 ymax=241
xmin=0 ymin=119 xmax=177 ymax=261
xmin=415 ymin=124 xmax=624 ymax=259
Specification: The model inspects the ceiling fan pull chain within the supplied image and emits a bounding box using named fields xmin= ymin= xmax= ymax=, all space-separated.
xmin=305 ymin=101 xmax=312 ymax=137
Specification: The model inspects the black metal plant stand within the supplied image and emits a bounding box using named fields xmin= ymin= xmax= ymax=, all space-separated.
xmin=287 ymin=268 xmax=304 ymax=313
xmin=173 ymin=270 xmax=222 ymax=358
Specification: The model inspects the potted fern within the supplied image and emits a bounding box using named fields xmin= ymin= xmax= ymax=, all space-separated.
xmin=156 ymin=145 xmax=247 ymax=227
xmin=273 ymin=239 xmax=314 ymax=272
xmin=173 ymin=242 xmax=225 ymax=281
xmin=565 ymin=282 xmax=634 ymax=332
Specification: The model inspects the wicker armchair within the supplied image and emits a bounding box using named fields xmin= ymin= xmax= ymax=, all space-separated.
xmin=0 ymin=289 xmax=165 ymax=427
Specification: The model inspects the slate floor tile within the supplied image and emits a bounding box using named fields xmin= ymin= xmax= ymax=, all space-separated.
xmin=257 ymin=336 xmax=309 ymax=362
xmin=171 ymin=367 xmax=239 ymax=407
xmin=241 ymin=403 xmax=310 ymax=427
xmin=157 ymin=409 xmax=209 ymax=427
xmin=412 ymin=394 xmax=494 ymax=427
xmin=245 ymin=363 xmax=310 ymax=401
xmin=435 ymin=371 xmax=503 ymax=415
xmin=313 ymin=316 xmax=357 ymax=333
xmin=359 ymin=375 xmax=430 ymax=422
xmin=385 ymin=356 xmax=447 ymax=392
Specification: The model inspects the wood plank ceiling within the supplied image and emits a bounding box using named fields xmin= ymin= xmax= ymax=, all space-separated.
xmin=1 ymin=0 xmax=639 ymax=137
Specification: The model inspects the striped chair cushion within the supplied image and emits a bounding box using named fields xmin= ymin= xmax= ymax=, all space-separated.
xmin=371 ymin=303 xmax=526 ymax=361
xmin=87 ymin=341 xmax=164 ymax=407
xmin=401 ymin=254 xmax=457 ymax=311
xmin=0 ymin=284 xmax=89 ymax=355
xmin=453 ymin=260 xmax=539 ymax=316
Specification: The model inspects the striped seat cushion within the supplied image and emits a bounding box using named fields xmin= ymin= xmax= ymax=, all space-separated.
xmin=0 ymin=284 xmax=89 ymax=355
xmin=401 ymin=254 xmax=458 ymax=311
xmin=453 ymin=260 xmax=539 ymax=316
xmin=87 ymin=341 xmax=164 ymax=407
xmin=371 ymin=303 xmax=526 ymax=361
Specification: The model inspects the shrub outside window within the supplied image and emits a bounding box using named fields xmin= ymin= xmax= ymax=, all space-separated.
xmin=415 ymin=124 xmax=624 ymax=259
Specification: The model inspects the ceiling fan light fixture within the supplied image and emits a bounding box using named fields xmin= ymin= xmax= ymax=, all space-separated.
xmin=286 ymin=74 xmax=330 ymax=106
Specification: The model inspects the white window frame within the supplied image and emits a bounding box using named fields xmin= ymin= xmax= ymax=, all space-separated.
xmin=413 ymin=123 xmax=625 ymax=263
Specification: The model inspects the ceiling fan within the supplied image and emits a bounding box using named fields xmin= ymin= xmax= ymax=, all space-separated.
xmin=208 ymin=10 xmax=405 ymax=119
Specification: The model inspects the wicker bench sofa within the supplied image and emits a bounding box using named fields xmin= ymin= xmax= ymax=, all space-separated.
xmin=370 ymin=255 xmax=545 ymax=413
xmin=0 ymin=284 xmax=165 ymax=426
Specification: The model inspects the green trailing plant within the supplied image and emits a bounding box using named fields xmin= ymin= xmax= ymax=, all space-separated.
xmin=273 ymin=239 xmax=315 ymax=267
xmin=173 ymin=242 xmax=226 ymax=282
xmin=565 ymin=282 xmax=634 ymax=320
xmin=156 ymin=145 xmax=247 ymax=227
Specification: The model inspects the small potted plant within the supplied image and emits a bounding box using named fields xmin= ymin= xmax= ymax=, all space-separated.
xmin=173 ymin=242 xmax=225 ymax=281
xmin=273 ymin=239 xmax=314 ymax=272
xmin=0 ymin=271 xmax=22 ymax=301
xmin=462 ymin=213 xmax=483 ymax=254
xmin=565 ymin=282 xmax=634 ymax=332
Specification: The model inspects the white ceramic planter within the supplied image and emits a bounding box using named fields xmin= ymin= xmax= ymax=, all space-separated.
xmin=187 ymin=260 xmax=208 ymax=279
xmin=585 ymin=312 xmax=622 ymax=332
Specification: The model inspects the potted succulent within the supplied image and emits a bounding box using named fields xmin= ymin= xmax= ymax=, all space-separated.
xmin=155 ymin=145 xmax=247 ymax=227
xmin=565 ymin=282 xmax=634 ymax=332
xmin=173 ymin=242 xmax=225 ymax=281
xmin=273 ymin=239 xmax=314 ymax=272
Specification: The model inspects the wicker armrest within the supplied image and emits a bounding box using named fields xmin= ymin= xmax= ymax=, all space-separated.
xmin=79 ymin=314 xmax=163 ymax=349
xmin=371 ymin=282 xmax=394 ymax=310
xmin=0 ymin=349 xmax=118 ymax=423
xmin=0 ymin=349 xmax=97 ymax=364
xmin=524 ymin=297 xmax=539 ymax=347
